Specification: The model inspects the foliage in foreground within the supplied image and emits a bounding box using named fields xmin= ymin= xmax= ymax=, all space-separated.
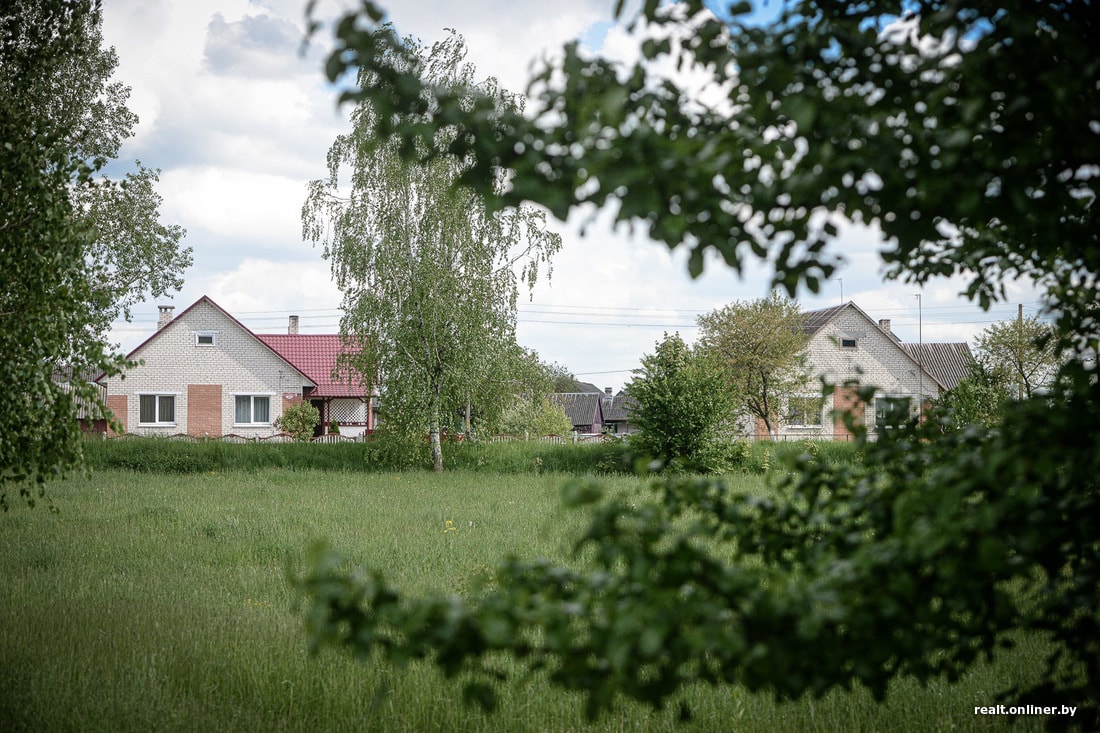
xmin=298 ymin=1 xmax=1099 ymax=724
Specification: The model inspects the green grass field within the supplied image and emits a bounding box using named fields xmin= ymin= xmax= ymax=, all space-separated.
xmin=1 ymin=469 xmax=1051 ymax=732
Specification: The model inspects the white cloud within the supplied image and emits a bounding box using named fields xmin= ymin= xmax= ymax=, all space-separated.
xmin=157 ymin=167 xmax=308 ymax=251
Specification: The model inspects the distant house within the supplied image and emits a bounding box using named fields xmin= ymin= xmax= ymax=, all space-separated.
xmin=548 ymin=385 xmax=638 ymax=435
xmin=54 ymin=365 xmax=109 ymax=434
xmin=97 ymin=295 xmax=374 ymax=438
xmin=764 ymin=301 xmax=974 ymax=441
xmin=601 ymin=388 xmax=638 ymax=435
xmin=550 ymin=392 xmax=606 ymax=434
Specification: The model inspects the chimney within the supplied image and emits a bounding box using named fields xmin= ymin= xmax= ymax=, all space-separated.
xmin=605 ymin=387 xmax=613 ymax=396
xmin=157 ymin=305 xmax=174 ymax=329
xmin=878 ymin=318 xmax=891 ymax=333
xmin=288 ymin=315 xmax=299 ymax=334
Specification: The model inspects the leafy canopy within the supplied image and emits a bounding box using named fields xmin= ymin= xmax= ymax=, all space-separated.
xmin=1 ymin=0 xmax=188 ymax=506
xmin=974 ymin=314 xmax=1060 ymax=400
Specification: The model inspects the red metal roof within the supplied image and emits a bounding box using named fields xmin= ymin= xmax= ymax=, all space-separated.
xmin=256 ymin=334 xmax=367 ymax=398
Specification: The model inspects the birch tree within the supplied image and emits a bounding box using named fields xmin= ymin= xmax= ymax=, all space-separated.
xmin=302 ymin=33 xmax=560 ymax=471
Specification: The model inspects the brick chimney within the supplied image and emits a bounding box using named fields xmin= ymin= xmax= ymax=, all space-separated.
xmin=878 ymin=318 xmax=891 ymax=333
xmin=289 ymin=315 xmax=299 ymax=334
xmin=157 ymin=305 xmax=174 ymax=329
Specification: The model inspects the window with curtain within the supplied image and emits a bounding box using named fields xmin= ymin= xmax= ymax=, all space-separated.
xmin=139 ymin=394 xmax=175 ymax=424
xmin=874 ymin=396 xmax=912 ymax=429
xmin=234 ymin=395 xmax=271 ymax=424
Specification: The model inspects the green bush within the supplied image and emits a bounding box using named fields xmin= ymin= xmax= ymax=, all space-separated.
xmin=274 ymin=401 xmax=320 ymax=442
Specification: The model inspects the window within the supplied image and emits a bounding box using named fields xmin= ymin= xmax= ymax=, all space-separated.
xmin=840 ymin=337 xmax=857 ymax=348
xmin=138 ymin=394 xmax=175 ymax=425
xmin=875 ymin=396 xmax=912 ymax=428
xmin=195 ymin=331 xmax=217 ymax=346
xmin=234 ymin=395 xmax=271 ymax=425
xmin=788 ymin=396 xmax=824 ymax=427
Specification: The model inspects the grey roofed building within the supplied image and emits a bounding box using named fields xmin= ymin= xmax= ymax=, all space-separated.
xmin=550 ymin=392 xmax=605 ymax=433
xmin=901 ymin=342 xmax=975 ymax=391
xmin=602 ymin=390 xmax=638 ymax=434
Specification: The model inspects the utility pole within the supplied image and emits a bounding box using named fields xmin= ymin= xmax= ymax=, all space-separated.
xmin=915 ymin=293 xmax=923 ymax=421
xmin=1017 ymin=303 xmax=1024 ymax=400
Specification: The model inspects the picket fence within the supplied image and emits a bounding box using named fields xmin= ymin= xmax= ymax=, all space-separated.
xmin=101 ymin=431 xmax=615 ymax=445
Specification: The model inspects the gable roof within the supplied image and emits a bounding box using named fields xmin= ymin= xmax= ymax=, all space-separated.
xmin=801 ymin=303 xmax=848 ymax=335
xmin=255 ymin=334 xmax=366 ymax=398
xmin=800 ymin=300 xmax=950 ymax=391
xmin=105 ymin=295 xmax=370 ymax=398
xmin=902 ymin=342 xmax=975 ymax=391
xmin=569 ymin=380 xmax=603 ymax=394
xmin=603 ymin=391 xmax=637 ymax=422
xmin=551 ymin=392 xmax=604 ymax=429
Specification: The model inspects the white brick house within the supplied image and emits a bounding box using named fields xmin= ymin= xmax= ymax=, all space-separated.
xmin=99 ymin=296 xmax=373 ymax=438
xmin=767 ymin=302 xmax=973 ymax=441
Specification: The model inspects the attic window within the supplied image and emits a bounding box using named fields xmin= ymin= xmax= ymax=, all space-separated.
xmin=840 ymin=337 xmax=857 ymax=349
xmin=195 ymin=331 xmax=217 ymax=346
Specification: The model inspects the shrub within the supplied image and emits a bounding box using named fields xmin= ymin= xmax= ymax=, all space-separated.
xmin=274 ymin=401 xmax=320 ymax=442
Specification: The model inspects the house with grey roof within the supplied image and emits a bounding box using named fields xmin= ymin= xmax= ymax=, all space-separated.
xmin=550 ymin=392 xmax=606 ymax=434
xmin=770 ymin=301 xmax=973 ymax=441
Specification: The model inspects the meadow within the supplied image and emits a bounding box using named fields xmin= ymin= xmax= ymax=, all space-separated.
xmin=0 ymin=463 xmax=1053 ymax=732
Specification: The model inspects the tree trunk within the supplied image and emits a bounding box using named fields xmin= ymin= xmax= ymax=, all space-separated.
xmin=429 ymin=383 xmax=444 ymax=472
xmin=429 ymin=418 xmax=443 ymax=472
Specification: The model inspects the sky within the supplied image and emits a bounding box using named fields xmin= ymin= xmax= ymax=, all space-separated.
xmin=100 ymin=0 xmax=1045 ymax=392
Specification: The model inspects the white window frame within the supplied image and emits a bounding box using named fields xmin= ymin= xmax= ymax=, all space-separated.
xmin=137 ymin=392 xmax=178 ymax=426
xmin=194 ymin=331 xmax=218 ymax=346
xmin=787 ymin=395 xmax=825 ymax=427
xmin=232 ymin=393 xmax=274 ymax=426
xmin=874 ymin=395 xmax=913 ymax=429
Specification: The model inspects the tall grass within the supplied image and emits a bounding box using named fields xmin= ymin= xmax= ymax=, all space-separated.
xmin=79 ymin=435 xmax=861 ymax=476
xmin=1 ymin=469 xmax=1049 ymax=731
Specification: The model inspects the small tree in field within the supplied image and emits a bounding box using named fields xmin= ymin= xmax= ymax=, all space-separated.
xmin=628 ymin=333 xmax=731 ymax=470
xmin=274 ymin=402 xmax=319 ymax=442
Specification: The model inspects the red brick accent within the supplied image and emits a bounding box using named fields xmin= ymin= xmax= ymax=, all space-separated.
xmin=187 ymin=384 xmax=222 ymax=437
xmin=106 ymin=395 xmax=127 ymax=436
xmin=833 ymin=386 xmax=865 ymax=441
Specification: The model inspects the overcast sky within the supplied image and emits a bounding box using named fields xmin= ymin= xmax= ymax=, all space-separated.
xmin=100 ymin=0 xmax=1044 ymax=392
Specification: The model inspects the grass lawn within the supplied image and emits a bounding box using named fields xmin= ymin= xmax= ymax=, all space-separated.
xmin=0 ymin=469 xmax=1051 ymax=732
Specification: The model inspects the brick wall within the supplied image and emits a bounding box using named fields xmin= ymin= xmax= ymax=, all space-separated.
xmin=187 ymin=384 xmax=222 ymax=437
xmin=106 ymin=394 xmax=127 ymax=435
xmin=832 ymin=385 xmax=865 ymax=440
